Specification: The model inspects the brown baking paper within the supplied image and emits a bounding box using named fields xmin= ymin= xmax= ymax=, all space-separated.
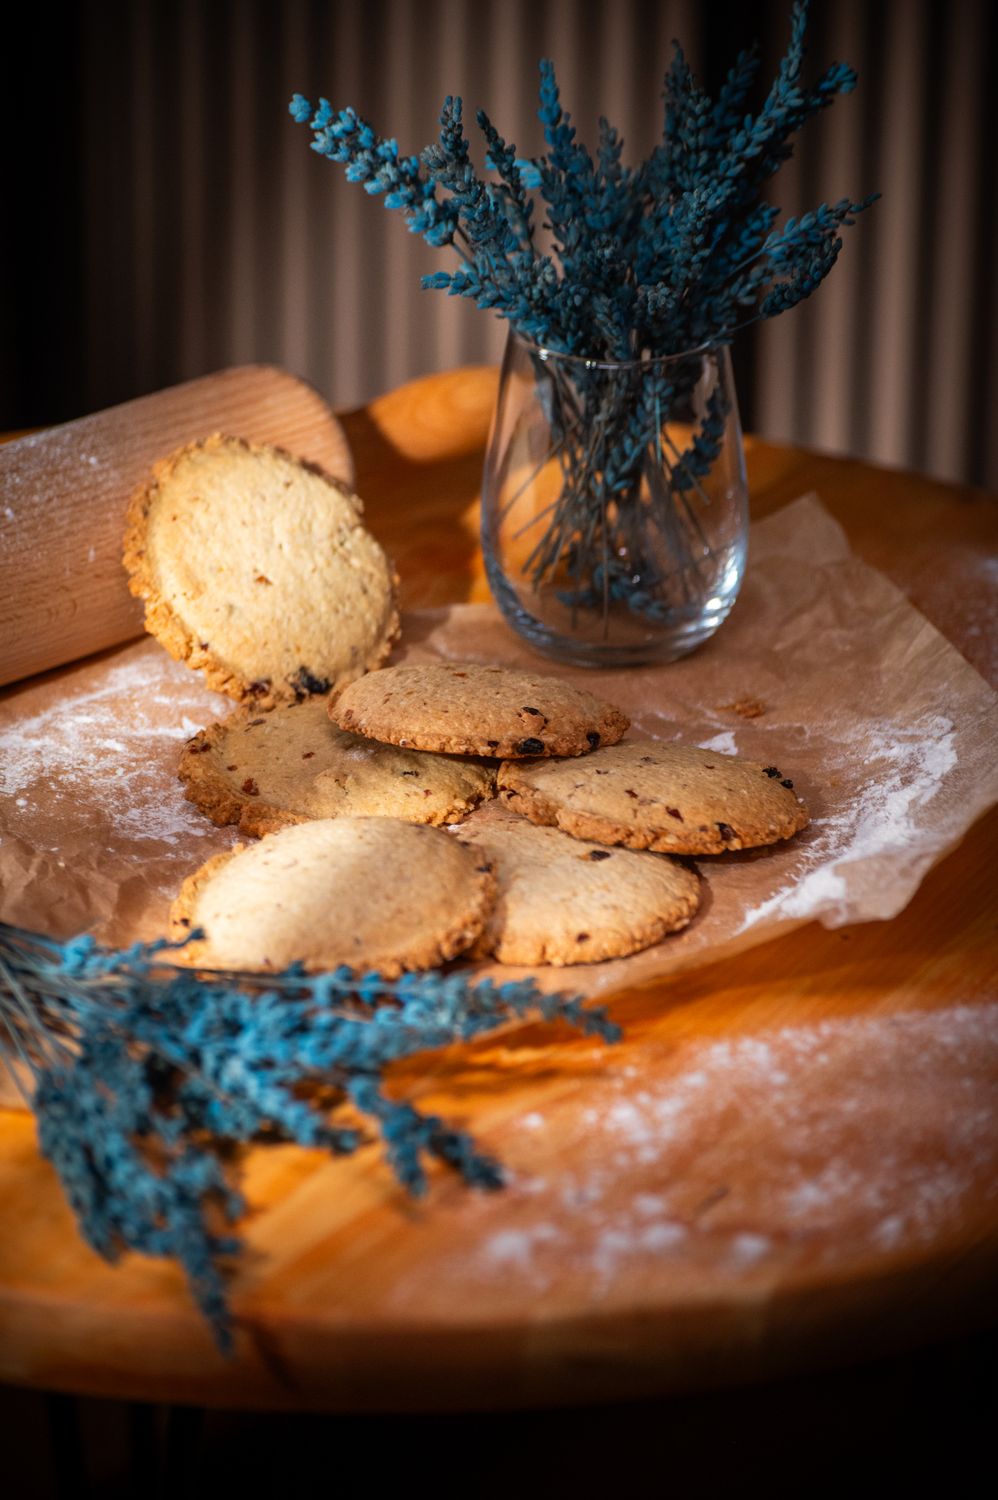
xmin=2 ymin=494 xmax=996 ymax=1050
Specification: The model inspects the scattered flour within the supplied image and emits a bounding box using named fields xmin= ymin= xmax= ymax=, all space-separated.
xmin=697 ymin=730 xmax=738 ymax=755
xmin=632 ymin=1193 xmax=668 ymax=1218
xmin=0 ymin=651 xmax=228 ymax=848
xmin=727 ymin=1232 xmax=771 ymax=1268
xmin=739 ymin=712 xmax=958 ymax=931
xmin=949 ymin=552 xmax=998 ymax=682
xmin=455 ymin=1003 xmax=998 ymax=1300
xmin=341 ymin=741 xmax=381 ymax=762
xmin=591 ymin=1220 xmax=688 ymax=1278
xmin=483 ymin=1224 xmax=560 ymax=1270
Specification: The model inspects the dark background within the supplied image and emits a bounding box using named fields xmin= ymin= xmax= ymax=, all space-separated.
xmin=2 ymin=1327 xmax=996 ymax=1497
xmin=4 ymin=0 xmax=996 ymax=487
xmin=1 ymin=1 xmax=996 ymax=1483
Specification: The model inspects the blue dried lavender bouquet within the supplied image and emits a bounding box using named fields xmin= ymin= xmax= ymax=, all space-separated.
xmin=0 ymin=921 xmax=617 ymax=1349
xmin=290 ymin=0 xmax=876 ymax=655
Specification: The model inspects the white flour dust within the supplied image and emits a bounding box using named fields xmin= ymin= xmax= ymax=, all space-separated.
xmin=459 ymin=1003 xmax=998 ymax=1296
xmin=739 ymin=712 xmax=957 ymax=930
xmin=698 ymin=730 xmax=739 ymax=756
xmin=0 ymin=653 xmax=226 ymax=847
xmin=483 ymin=1224 xmax=561 ymax=1270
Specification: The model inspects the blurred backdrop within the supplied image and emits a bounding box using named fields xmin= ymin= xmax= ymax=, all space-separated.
xmin=4 ymin=0 xmax=996 ymax=487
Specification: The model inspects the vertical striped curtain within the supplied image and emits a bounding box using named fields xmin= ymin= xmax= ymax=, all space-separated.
xmin=73 ymin=0 xmax=996 ymax=488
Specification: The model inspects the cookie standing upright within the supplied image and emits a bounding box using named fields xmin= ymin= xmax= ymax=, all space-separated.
xmin=123 ymin=434 xmax=399 ymax=706
xmin=499 ymin=740 xmax=810 ymax=853
xmin=171 ymin=817 xmax=496 ymax=976
xmin=331 ymin=662 xmax=630 ymax=757
xmin=179 ymin=696 xmax=497 ymax=837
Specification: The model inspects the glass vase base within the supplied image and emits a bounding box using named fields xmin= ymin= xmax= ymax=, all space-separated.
xmin=489 ymin=571 xmax=740 ymax=670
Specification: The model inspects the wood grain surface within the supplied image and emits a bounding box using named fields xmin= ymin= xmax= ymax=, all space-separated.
xmin=0 ymin=365 xmax=354 ymax=689
xmin=0 ymin=367 xmax=995 ymax=1412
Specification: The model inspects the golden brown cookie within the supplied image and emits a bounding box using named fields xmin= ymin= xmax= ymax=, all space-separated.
xmin=123 ymin=433 xmax=399 ymax=706
xmin=170 ymin=817 xmax=496 ymax=975
xmin=498 ymin=740 xmax=809 ymax=854
xmin=331 ymin=662 xmax=629 ymax=758
xmin=179 ymin=696 xmax=497 ymax=836
xmin=457 ymin=803 xmax=700 ymax=966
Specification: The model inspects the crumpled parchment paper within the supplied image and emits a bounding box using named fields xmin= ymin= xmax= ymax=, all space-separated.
xmin=2 ymin=494 xmax=996 ymax=1023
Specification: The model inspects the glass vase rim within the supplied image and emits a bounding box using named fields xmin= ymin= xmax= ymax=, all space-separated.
xmin=509 ymin=329 xmax=722 ymax=373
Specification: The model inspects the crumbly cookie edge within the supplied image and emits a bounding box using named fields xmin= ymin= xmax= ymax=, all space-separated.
xmin=168 ymin=845 xmax=243 ymax=964
xmin=471 ymin=862 xmax=701 ymax=965
xmin=166 ymin=831 xmax=497 ymax=976
xmin=180 ymin=710 xmax=497 ymax=835
xmin=331 ymin=702 xmax=630 ymax=759
xmin=497 ymin=766 xmax=810 ymax=854
xmin=122 ymin=432 xmax=400 ymax=706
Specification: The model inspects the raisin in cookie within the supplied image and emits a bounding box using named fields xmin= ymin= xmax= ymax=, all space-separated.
xmin=170 ymin=817 xmax=495 ymax=975
xmin=124 ymin=434 xmax=399 ymax=706
xmin=458 ymin=803 xmax=700 ymax=965
xmin=498 ymin=740 xmax=809 ymax=854
xmin=331 ymin=662 xmax=629 ymax=757
xmin=180 ymin=696 xmax=496 ymax=836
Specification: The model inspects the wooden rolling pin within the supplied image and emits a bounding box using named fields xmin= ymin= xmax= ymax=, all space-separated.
xmin=0 ymin=365 xmax=354 ymax=689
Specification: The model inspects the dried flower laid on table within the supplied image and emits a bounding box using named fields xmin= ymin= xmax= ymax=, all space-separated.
xmin=289 ymin=0 xmax=878 ymax=659
xmin=0 ymin=921 xmax=618 ymax=1351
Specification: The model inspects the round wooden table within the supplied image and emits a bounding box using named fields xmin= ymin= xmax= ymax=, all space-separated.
xmin=0 ymin=367 xmax=995 ymax=1412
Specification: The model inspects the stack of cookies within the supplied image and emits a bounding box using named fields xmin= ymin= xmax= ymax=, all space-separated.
xmin=174 ymin=661 xmax=808 ymax=973
xmin=124 ymin=436 xmax=809 ymax=976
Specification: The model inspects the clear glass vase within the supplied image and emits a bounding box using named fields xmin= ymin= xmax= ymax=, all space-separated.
xmin=481 ymin=330 xmax=749 ymax=667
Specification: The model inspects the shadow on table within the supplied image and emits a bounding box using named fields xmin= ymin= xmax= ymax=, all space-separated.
xmin=2 ymin=1328 xmax=995 ymax=1499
